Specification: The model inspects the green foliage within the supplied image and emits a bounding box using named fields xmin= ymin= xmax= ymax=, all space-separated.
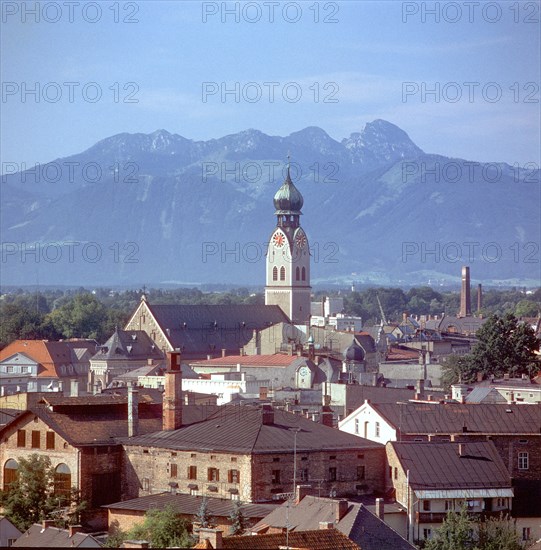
xmin=228 ymin=500 xmax=246 ymax=535
xmin=0 ymin=454 xmax=86 ymax=532
xmin=469 ymin=313 xmax=539 ymax=379
xmin=194 ymin=497 xmax=213 ymax=529
xmin=424 ymin=506 xmax=526 ymax=550
xmin=48 ymin=293 xmax=108 ymax=340
xmin=128 ymin=506 xmax=192 ymax=548
xmin=440 ymin=354 xmax=477 ymax=388
xmin=103 ymin=529 xmax=129 ymax=548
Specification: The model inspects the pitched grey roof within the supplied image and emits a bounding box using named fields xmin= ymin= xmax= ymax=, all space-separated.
xmin=12 ymin=524 xmax=102 ymax=547
xmin=123 ymin=405 xmax=383 ymax=454
xmin=373 ymin=402 xmax=541 ymax=434
xmin=389 ymin=441 xmax=512 ymax=490
xmin=251 ymin=496 xmax=414 ymax=550
xmin=92 ymin=328 xmax=163 ymax=361
xmin=103 ymin=491 xmax=277 ymax=519
xmin=146 ymin=304 xmax=290 ymax=355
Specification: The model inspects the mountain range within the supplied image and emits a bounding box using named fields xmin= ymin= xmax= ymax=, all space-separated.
xmin=1 ymin=120 xmax=540 ymax=287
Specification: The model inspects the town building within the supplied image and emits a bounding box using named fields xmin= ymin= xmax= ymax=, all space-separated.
xmin=88 ymin=327 xmax=163 ymax=391
xmin=386 ymin=441 xmax=513 ymax=544
xmin=0 ymin=515 xmax=21 ymax=548
xmin=12 ymin=521 xmax=102 ymax=547
xmin=0 ymin=339 xmax=97 ymax=395
xmin=104 ymin=492 xmax=277 ymax=535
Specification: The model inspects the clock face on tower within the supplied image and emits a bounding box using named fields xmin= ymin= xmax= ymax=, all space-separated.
xmin=272 ymin=230 xmax=286 ymax=248
xmin=299 ymin=365 xmax=310 ymax=377
xmin=295 ymin=230 xmax=307 ymax=249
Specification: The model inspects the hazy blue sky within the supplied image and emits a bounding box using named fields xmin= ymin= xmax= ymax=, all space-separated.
xmin=2 ymin=1 xmax=540 ymax=167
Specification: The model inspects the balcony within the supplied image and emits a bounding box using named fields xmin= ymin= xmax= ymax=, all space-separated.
xmin=417 ymin=509 xmax=511 ymax=524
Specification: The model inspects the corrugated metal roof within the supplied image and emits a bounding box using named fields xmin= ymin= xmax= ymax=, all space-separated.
xmin=124 ymin=405 xmax=383 ymax=454
xmin=390 ymin=441 xmax=512 ymax=490
xmin=104 ymin=491 xmax=277 ymax=518
xmin=374 ymin=402 xmax=541 ymax=434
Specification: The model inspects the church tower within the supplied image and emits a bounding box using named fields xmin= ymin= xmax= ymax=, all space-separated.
xmin=265 ymin=159 xmax=311 ymax=324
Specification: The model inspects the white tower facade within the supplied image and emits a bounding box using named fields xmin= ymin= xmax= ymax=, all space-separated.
xmin=265 ymin=163 xmax=311 ymax=324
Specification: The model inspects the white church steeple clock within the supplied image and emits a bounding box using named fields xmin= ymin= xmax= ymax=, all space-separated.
xmin=265 ymin=157 xmax=311 ymax=324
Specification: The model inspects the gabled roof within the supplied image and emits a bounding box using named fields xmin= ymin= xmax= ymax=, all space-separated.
xmin=370 ymin=402 xmax=541 ymax=434
xmin=191 ymin=355 xmax=303 ymax=368
xmin=0 ymin=340 xmax=95 ymax=378
xmin=133 ymin=302 xmax=290 ymax=354
xmin=389 ymin=441 xmax=511 ymax=490
xmin=251 ymin=496 xmax=413 ymax=550
xmin=0 ymin=402 xmax=218 ymax=447
xmin=12 ymin=524 xmax=102 ymax=547
xmin=123 ymin=405 xmax=383 ymax=454
xmin=92 ymin=328 xmax=163 ymax=361
xmin=104 ymin=491 xmax=277 ymax=519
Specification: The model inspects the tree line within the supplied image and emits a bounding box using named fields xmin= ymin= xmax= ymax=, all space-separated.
xmin=0 ymin=286 xmax=539 ymax=349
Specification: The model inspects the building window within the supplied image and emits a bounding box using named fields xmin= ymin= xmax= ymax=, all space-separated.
xmin=208 ymin=468 xmax=219 ymax=482
xmin=329 ymin=455 xmax=336 ymax=460
xmin=423 ymin=500 xmax=431 ymax=511
xmin=3 ymin=459 xmax=18 ymax=492
xmin=301 ymin=267 xmax=306 ymax=281
xmin=445 ymin=500 xmax=453 ymax=511
xmin=272 ymin=267 xmax=278 ymax=281
xmin=518 ymin=452 xmax=529 ymax=470
xmin=231 ymin=457 xmax=237 ymax=462
xmin=296 ymin=267 xmax=300 ymax=281
xmin=357 ymin=466 xmax=365 ymax=480
xmin=329 ymin=467 xmax=337 ymax=482
xmin=191 ymin=453 xmax=197 ymax=458
xmin=142 ymin=478 xmax=150 ymax=491
xmin=394 ymin=467 xmax=398 ymax=480
xmin=54 ymin=463 xmax=71 ymax=501
xmin=300 ymin=468 xmax=308 ymax=481
xmin=354 ymin=419 xmax=359 ymax=434
xmin=271 ymin=470 xmax=281 ymax=484
xmin=273 ymin=457 xmax=280 ymax=462
xmin=280 ymin=266 xmax=286 ymax=281
xmin=228 ymin=469 xmax=240 ymax=484
xmin=16 ymin=430 xmax=25 ymax=448
xmin=188 ymin=466 xmax=197 ymax=480
xmin=523 ymin=527 xmax=531 ymax=541
xmin=375 ymin=422 xmax=380 ymax=438
xmin=31 ymin=430 xmax=40 ymax=448
xmin=423 ymin=528 xmax=432 ymax=540
xmin=170 ymin=463 xmax=178 ymax=478
xmin=46 ymin=432 xmax=55 ymax=450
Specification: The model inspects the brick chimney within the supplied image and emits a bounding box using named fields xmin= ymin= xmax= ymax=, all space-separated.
xmin=375 ymin=498 xmax=384 ymax=521
xmin=198 ymin=528 xmax=223 ymax=549
xmin=416 ymin=379 xmax=425 ymax=398
xmin=42 ymin=519 xmax=56 ymax=529
xmin=68 ymin=525 xmax=84 ymax=536
xmin=295 ymin=484 xmax=311 ymax=503
xmin=319 ymin=521 xmax=334 ymax=530
xmin=477 ymin=284 xmax=483 ymax=312
xmin=333 ymin=499 xmax=349 ymax=522
xmin=320 ymin=405 xmax=334 ymax=428
xmin=261 ymin=404 xmax=274 ymax=425
xmin=163 ymin=351 xmax=182 ymax=431
xmin=459 ymin=266 xmax=471 ymax=317
xmin=128 ymin=387 xmax=139 ymax=437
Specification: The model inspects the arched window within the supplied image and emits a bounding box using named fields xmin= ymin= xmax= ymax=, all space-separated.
xmin=272 ymin=266 xmax=278 ymax=281
xmin=301 ymin=267 xmax=306 ymax=281
xmin=3 ymin=459 xmax=18 ymax=491
xmin=295 ymin=267 xmax=300 ymax=281
xmin=280 ymin=266 xmax=286 ymax=281
xmin=54 ymin=463 xmax=71 ymax=501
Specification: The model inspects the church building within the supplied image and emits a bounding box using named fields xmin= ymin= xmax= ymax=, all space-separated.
xmin=264 ymin=163 xmax=311 ymax=325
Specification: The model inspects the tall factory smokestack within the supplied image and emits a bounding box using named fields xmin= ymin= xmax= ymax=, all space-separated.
xmin=459 ymin=266 xmax=471 ymax=317
xmin=477 ymin=284 xmax=483 ymax=313
xmin=163 ymin=350 xmax=182 ymax=431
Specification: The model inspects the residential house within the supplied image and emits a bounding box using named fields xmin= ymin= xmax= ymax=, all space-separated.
xmin=386 ymin=441 xmax=514 ymax=544
xmin=12 ymin=521 xmax=102 ymax=547
xmin=0 ymin=516 xmax=21 ymax=547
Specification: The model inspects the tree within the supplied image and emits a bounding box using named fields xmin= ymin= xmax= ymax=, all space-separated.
xmin=129 ymin=506 xmax=191 ymax=548
xmin=424 ymin=506 xmax=527 ymax=550
xmin=0 ymin=454 xmax=85 ymax=532
xmin=469 ymin=313 xmax=539 ymax=379
xmin=440 ymin=354 xmax=478 ymax=388
xmin=194 ymin=497 xmax=213 ymax=529
xmin=424 ymin=506 xmax=475 ymax=550
xmin=48 ymin=293 xmax=107 ymax=340
xmin=228 ymin=500 xmax=246 ymax=535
